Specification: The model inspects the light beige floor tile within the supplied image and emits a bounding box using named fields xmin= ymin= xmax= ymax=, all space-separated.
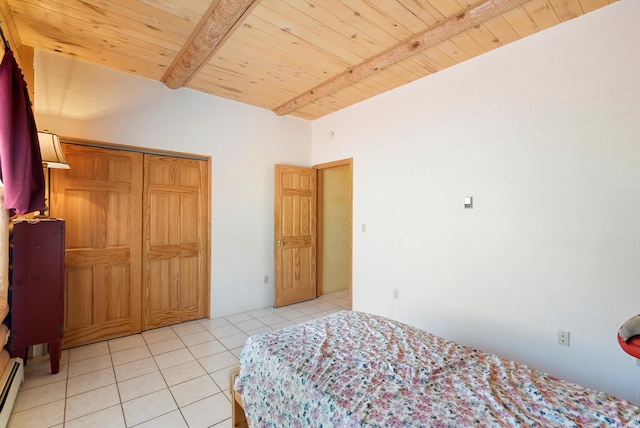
xmin=224 ymin=313 xmax=252 ymax=324
xmin=121 ymin=389 xmax=177 ymax=427
xmin=230 ymin=347 xmax=244 ymax=358
xmin=68 ymin=354 xmax=112 ymax=378
xmin=23 ymin=355 xmax=50 ymax=374
xmin=21 ymin=363 xmax=68 ymax=391
xmin=153 ymin=348 xmax=194 ymax=370
xmin=210 ymin=324 xmax=242 ymax=339
xmin=316 ymin=293 xmax=335 ymax=301
xmin=219 ymin=332 xmax=249 ymax=350
xmin=147 ymin=337 xmax=186 ymax=356
xmin=65 ymin=383 xmax=120 ymax=421
xmin=13 ymin=379 xmax=66 ymax=412
xmin=210 ymin=369 xmax=233 ymax=393
xmin=172 ymin=321 xmax=206 ymax=336
xmin=316 ymin=301 xmax=339 ymax=310
xmin=235 ymin=318 xmax=266 ymax=332
xmin=287 ymin=301 xmax=312 ymax=310
xmin=111 ymin=344 xmax=152 ymax=366
xmin=332 ymin=298 xmax=351 ymax=307
xmin=24 ymin=352 xmax=68 ymax=374
xmin=64 ymin=404 xmax=125 ymax=428
xmin=212 ymin=418 xmax=233 ymax=428
xmin=246 ymin=326 xmax=272 ymax=336
xmin=274 ymin=308 xmax=305 ymax=320
xmin=246 ymin=308 xmax=272 ymax=318
xmin=67 ymin=367 xmax=115 ymax=397
xmin=142 ymin=327 xmax=178 ymax=344
xmin=269 ymin=305 xmax=298 ymax=314
xmin=189 ymin=340 xmax=226 ymax=359
xmin=60 ymin=349 xmax=70 ymax=366
xmin=180 ymin=330 xmax=215 ymax=347
xmin=108 ymin=334 xmax=146 ymax=353
xmin=135 ymin=410 xmax=188 ymax=428
xmin=269 ymin=320 xmax=295 ymax=330
xmin=321 ymin=309 xmax=341 ymax=317
xmin=7 ymin=398 xmax=65 ymax=428
xmin=161 ymin=360 xmax=206 ymax=386
xmin=199 ymin=351 xmax=238 ymax=374
xmin=114 ymin=357 xmax=159 ymax=382
xmin=290 ymin=315 xmax=315 ymax=324
xmin=169 ymin=374 xmax=221 ymax=407
xmin=296 ymin=305 xmax=325 ymax=316
xmin=118 ymin=371 xmax=167 ymax=402
xmin=198 ymin=317 xmax=230 ymax=330
xmin=68 ymin=341 xmax=110 ymax=363
xmin=180 ymin=393 xmax=231 ymax=428
xmin=256 ymin=313 xmax=287 ymax=326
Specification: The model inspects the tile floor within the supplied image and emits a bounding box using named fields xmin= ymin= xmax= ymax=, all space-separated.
xmin=8 ymin=290 xmax=351 ymax=428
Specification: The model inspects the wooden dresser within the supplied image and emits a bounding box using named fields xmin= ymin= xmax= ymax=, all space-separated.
xmin=9 ymin=218 xmax=65 ymax=374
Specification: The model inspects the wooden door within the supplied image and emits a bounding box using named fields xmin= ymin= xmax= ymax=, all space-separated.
xmin=143 ymin=154 xmax=209 ymax=329
xmin=50 ymin=145 xmax=143 ymax=348
xmin=274 ymin=164 xmax=317 ymax=307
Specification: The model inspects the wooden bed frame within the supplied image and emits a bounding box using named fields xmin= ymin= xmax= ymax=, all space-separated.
xmin=229 ymin=366 xmax=247 ymax=428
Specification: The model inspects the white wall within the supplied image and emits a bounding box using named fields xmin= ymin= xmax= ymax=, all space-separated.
xmin=312 ymin=0 xmax=640 ymax=403
xmin=34 ymin=53 xmax=311 ymax=317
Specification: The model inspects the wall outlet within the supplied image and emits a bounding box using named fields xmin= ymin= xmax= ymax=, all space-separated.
xmin=264 ymin=274 xmax=269 ymax=284
xmin=557 ymin=330 xmax=570 ymax=347
xmin=393 ymin=289 xmax=400 ymax=300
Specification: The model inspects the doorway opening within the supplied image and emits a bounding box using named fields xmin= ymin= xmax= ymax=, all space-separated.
xmin=316 ymin=159 xmax=352 ymax=307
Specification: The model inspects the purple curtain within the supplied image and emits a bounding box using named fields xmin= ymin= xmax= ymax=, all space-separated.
xmin=0 ymin=48 xmax=44 ymax=215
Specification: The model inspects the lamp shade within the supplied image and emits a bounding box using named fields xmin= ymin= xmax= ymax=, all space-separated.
xmin=37 ymin=132 xmax=70 ymax=169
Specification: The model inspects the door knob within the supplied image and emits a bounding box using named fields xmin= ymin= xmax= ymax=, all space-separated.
xmin=275 ymin=241 xmax=283 ymax=246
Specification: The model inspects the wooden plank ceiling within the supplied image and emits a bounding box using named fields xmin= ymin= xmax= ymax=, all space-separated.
xmin=5 ymin=0 xmax=618 ymax=120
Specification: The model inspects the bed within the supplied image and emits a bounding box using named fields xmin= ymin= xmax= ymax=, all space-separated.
xmin=232 ymin=310 xmax=640 ymax=427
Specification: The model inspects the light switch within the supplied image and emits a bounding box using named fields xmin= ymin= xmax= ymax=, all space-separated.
xmin=464 ymin=197 xmax=473 ymax=209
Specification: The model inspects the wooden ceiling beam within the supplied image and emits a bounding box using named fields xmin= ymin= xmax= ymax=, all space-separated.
xmin=273 ymin=0 xmax=531 ymax=116
xmin=162 ymin=0 xmax=259 ymax=90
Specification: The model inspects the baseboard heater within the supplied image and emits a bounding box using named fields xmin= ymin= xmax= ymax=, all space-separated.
xmin=0 ymin=358 xmax=23 ymax=427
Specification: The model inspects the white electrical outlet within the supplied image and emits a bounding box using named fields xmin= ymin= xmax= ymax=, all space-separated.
xmin=264 ymin=274 xmax=269 ymax=284
xmin=393 ymin=289 xmax=400 ymax=300
xmin=557 ymin=330 xmax=570 ymax=347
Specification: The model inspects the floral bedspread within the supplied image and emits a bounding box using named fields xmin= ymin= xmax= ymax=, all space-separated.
xmin=235 ymin=310 xmax=640 ymax=427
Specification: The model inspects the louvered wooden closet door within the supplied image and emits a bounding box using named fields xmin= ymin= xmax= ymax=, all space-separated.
xmin=50 ymin=145 xmax=143 ymax=348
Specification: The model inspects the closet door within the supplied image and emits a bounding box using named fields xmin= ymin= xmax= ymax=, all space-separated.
xmin=143 ymin=154 xmax=209 ymax=330
xmin=50 ymin=145 xmax=143 ymax=348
